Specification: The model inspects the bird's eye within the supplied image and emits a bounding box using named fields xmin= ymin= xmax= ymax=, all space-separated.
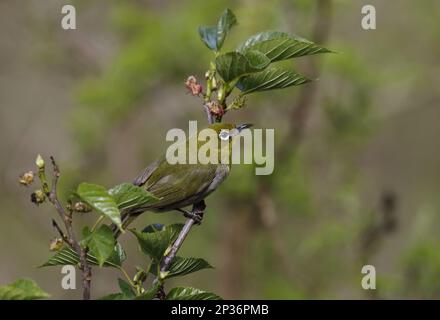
xmin=219 ymin=130 xmax=230 ymax=141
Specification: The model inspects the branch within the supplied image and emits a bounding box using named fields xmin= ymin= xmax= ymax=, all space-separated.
xmin=161 ymin=201 xmax=205 ymax=272
xmin=47 ymin=156 xmax=92 ymax=300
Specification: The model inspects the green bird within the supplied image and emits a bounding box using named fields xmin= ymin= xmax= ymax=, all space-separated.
xmin=113 ymin=123 xmax=252 ymax=237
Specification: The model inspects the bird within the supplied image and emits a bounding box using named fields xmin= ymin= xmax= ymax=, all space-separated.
xmin=112 ymin=123 xmax=253 ymax=237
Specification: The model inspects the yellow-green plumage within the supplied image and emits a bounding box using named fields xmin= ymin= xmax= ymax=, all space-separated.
xmin=117 ymin=123 xmax=251 ymax=232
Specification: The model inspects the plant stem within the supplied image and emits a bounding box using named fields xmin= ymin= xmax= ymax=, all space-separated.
xmin=118 ymin=266 xmax=136 ymax=288
xmin=47 ymin=156 xmax=92 ymax=300
xmin=91 ymin=215 xmax=104 ymax=232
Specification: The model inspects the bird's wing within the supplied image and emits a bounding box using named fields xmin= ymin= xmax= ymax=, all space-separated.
xmin=138 ymin=159 xmax=219 ymax=210
xmin=132 ymin=159 xmax=161 ymax=186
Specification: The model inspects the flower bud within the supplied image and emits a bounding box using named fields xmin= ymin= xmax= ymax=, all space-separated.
xmin=207 ymin=101 xmax=225 ymax=117
xmin=19 ymin=171 xmax=34 ymax=186
xmin=73 ymin=201 xmax=92 ymax=213
xmin=31 ymin=189 xmax=46 ymax=205
xmin=49 ymin=238 xmax=64 ymax=251
xmin=35 ymin=154 xmax=45 ymax=169
xmin=133 ymin=268 xmax=147 ymax=284
xmin=185 ymin=76 xmax=203 ymax=96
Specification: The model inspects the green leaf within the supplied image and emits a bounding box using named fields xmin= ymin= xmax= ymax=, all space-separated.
xmin=152 ymin=256 xmax=213 ymax=279
xmin=142 ymin=223 xmax=164 ymax=233
xmin=118 ymin=278 xmax=135 ymax=298
xmin=99 ymin=293 xmax=125 ymax=300
xmin=238 ymin=31 xmax=331 ymax=62
xmin=134 ymin=282 xmax=161 ymax=300
xmin=0 ymin=279 xmax=49 ymax=300
xmin=198 ymin=9 xmax=237 ymax=51
xmin=40 ymin=242 xmax=126 ymax=268
xmin=107 ymin=241 xmax=127 ymax=266
xmin=109 ymin=183 xmax=160 ymax=212
xmin=215 ymin=51 xmax=269 ymax=83
xmin=236 ymin=67 xmax=311 ymax=94
xmin=216 ymin=8 xmax=237 ymax=49
xmin=198 ymin=26 xmax=218 ymax=51
xmin=83 ymin=225 xmax=115 ymax=267
xmin=166 ymin=287 xmax=222 ymax=300
xmin=243 ymin=50 xmax=270 ymax=69
xmin=131 ymin=223 xmax=184 ymax=262
xmin=76 ymin=183 xmax=122 ymax=230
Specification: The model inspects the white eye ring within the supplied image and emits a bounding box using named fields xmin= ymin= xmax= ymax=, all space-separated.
xmin=219 ymin=130 xmax=230 ymax=141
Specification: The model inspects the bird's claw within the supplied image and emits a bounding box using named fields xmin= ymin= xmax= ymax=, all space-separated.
xmin=183 ymin=210 xmax=203 ymax=225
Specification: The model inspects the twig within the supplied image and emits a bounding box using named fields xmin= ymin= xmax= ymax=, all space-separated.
xmin=51 ymin=219 xmax=69 ymax=243
xmin=47 ymin=156 xmax=92 ymax=300
xmin=161 ymin=201 xmax=205 ymax=272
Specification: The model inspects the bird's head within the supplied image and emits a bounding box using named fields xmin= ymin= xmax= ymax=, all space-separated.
xmin=208 ymin=123 xmax=253 ymax=142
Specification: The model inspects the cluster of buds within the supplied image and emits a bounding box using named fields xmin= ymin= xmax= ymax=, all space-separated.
xmin=49 ymin=238 xmax=64 ymax=251
xmin=185 ymin=76 xmax=203 ymax=96
xmin=31 ymin=189 xmax=46 ymax=205
xmin=19 ymin=171 xmax=34 ymax=186
xmin=72 ymin=201 xmax=92 ymax=213
xmin=227 ymin=95 xmax=247 ymax=110
xmin=206 ymin=101 xmax=225 ymax=117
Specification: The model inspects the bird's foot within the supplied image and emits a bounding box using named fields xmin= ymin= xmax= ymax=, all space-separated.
xmin=177 ymin=208 xmax=204 ymax=225
xmin=185 ymin=210 xmax=203 ymax=225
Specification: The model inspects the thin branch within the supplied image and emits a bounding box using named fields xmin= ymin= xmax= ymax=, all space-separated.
xmin=47 ymin=156 xmax=92 ymax=300
xmin=51 ymin=219 xmax=69 ymax=243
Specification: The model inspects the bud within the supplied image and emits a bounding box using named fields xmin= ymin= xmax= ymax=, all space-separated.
xmin=207 ymin=101 xmax=225 ymax=117
xmin=185 ymin=76 xmax=203 ymax=96
xmin=49 ymin=238 xmax=64 ymax=251
xmin=19 ymin=171 xmax=34 ymax=186
xmin=73 ymin=201 xmax=92 ymax=213
xmin=35 ymin=154 xmax=45 ymax=169
xmin=211 ymin=76 xmax=217 ymax=90
xmin=31 ymin=189 xmax=46 ymax=205
xmin=133 ymin=268 xmax=147 ymax=284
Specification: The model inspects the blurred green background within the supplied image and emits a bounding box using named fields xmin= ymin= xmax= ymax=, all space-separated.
xmin=1 ymin=0 xmax=440 ymax=299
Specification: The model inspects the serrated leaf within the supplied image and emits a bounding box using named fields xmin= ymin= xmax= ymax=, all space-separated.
xmin=40 ymin=242 xmax=126 ymax=268
xmin=76 ymin=183 xmax=122 ymax=229
xmin=108 ymin=183 xmax=159 ymax=211
xmin=216 ymin=8 xmax=237 ymax=49
xmin=152 ymin=256 xmax=213 ymax=279
xmin=238 ymin=31 xmax=331 ymax=62
xmin=131 ymin=223 xmax=184 ymax=262
xmin=198 ymin=26 xmax=218 ymax=51
xmin=118 ymin=278 xmax=135 ymax=298
xmin=243 ymin=50 xmax=270 ymax=69
xmin=215 ymin=51 xmax=269 ymax=83
xmin=166 ymin=287 xmax=222 ymax=300
xmin=83 ymin=225 xmax=115 ymax=267
xmin=134 ymin=282 xmax=161 ymax=300
xmin=236 ymin=67 xmax=311 ymax=94
xmin=0 ymin=279 xmax=49 ymax=300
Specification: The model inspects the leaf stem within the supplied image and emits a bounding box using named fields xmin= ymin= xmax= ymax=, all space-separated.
xmin=117 ymin=266 xmax=136 ymax=288
xmin=91 ymin=215 xmax=104 ymax=233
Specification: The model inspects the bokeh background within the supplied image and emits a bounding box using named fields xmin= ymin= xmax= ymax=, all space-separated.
xmin=1 ymin=0 xmax=440 ymax=299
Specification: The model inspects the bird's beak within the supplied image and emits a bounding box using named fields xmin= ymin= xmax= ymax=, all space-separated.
xmin=236 ymin=123 xmax=253 ymax=132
